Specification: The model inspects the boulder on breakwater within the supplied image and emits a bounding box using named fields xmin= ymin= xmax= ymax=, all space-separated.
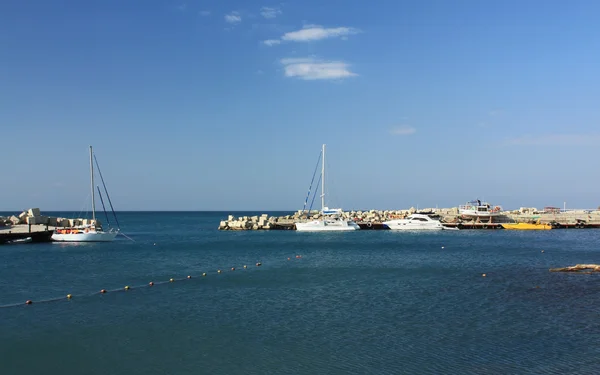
xmin=218 ymin=213 xmax=292 ymax=230
xmin=0 ymin=208 xmax=102 ymax=228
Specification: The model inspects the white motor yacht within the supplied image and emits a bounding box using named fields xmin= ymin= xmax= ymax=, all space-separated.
xmin=383 ymin=213 xmax=445 ymax=231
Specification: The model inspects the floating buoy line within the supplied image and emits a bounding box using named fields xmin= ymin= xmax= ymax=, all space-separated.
xmin=2 ymin=258 xmax=293 ymax=309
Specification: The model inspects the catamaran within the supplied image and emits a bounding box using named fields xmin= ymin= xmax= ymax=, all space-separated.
xmin=295 ymin=144 xmax=360 ymax=232
xmin=51 ymin=146 xmax=120 ymax=242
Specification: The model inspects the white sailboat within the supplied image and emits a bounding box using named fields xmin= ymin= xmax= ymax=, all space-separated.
xmin=295 ymin=144 xmax=360 ymax=232
xmin=51 ymin=146 xmax=119 ymax=242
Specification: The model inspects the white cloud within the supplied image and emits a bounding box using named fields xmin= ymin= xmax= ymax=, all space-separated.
xmin=262 ymin=39 xmax=281 ymax=46
xmin=225 ymin=12 xmax=241 ymax=24
xmin=505 ymin=133 xmax=600 ymax=146
xmin=260 ymin=7 xmax=281 ymax=19
xmin=199 ymin=10 xmax=211 ymax=16
xmin=280 ymin=58 xmax=357 ymax=81
xmin=390 ymin=126 xmax=416 ymax=136
xmin=281 ymin=26 xmax=360 ymax=42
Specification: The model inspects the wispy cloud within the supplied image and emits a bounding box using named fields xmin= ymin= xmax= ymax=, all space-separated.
xmin=260 ymin=6 xmax=281 ymax=19
xmin=390 ymin=126 xmax=416 ymax=136
xmin=199 ymin=10 xmax=211 ymax=16
xmin=176 ymin=3 xmax=187 ymax=11
xmin=281 ymin=25 xmax=360 ymax=42
xmin=280 ymin=58 xmax=357 ymax=81
xmin=262 ymin=39 xmax=281 ymax=46
xmin=505 ymin=133 xmax=600 ymax=146
xmin=225 ymin=11 xmax=241 ymax=24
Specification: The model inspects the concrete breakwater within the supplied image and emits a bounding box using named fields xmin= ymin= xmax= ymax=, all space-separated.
xmin=218 ymin=207 xmax=600 ymax=230
xmin=0 ymin=208 xmax=101 ymax=228
xmin=218 ymin=214 xmax=296 ymax=230
xmin=0 ymin=208 xmax=101 ymax=244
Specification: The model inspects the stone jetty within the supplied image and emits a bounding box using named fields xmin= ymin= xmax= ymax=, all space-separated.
xmin=218 ymin=214 xmax=296 ymax=230
xmin=1 ymin=208 xmax=102 ymax=244
xmin=0 ymin=208 xmax=101 ymax=228
xmin=218 ymin=206 xmax=600 ymax=230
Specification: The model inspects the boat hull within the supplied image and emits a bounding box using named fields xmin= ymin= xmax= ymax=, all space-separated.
xmin=383 ymin=220 xmax=444 ymax=231
xmin=501 ymin=223 xmax=552 ymax=230
xmin=295 ymin=220 xmax=360 ymax=232
xmin=52 ymin=231 xmax=118 ymax=242
xmin=383 ymin=214 xmax=446 ymax=231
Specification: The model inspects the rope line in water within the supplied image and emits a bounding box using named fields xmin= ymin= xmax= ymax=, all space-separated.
xmin=1 ymin=257 xmax=308 ymax=309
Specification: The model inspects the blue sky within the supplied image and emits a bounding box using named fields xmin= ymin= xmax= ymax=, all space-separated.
xmin=1 ymin=0 xmax=599 ymax=212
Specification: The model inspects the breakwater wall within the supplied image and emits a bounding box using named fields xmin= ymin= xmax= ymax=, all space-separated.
xmin=0 ymin=208 xmax=101 ymax=228
xmin=218 ymin=207 xmax=600 ymax=230
xmin=1 ymin=208 xmax=104 ymax=244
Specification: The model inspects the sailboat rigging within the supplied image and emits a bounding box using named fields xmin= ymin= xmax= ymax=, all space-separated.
xmin=294 ymin=144 xmax=360 ymax=232
xmin=51 ymin=146 xmax=120 ymax=242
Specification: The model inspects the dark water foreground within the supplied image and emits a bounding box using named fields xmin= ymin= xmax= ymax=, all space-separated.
xmin=1 ymin=212 xmax=599 ymax=374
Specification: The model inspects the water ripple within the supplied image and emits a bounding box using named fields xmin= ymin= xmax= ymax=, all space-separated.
xmin=1 ymin=212 xmax=600 ymax=374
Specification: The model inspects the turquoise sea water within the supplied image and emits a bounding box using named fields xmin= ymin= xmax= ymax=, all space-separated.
xmin=1 ymin=211 xmax=599 ymax=374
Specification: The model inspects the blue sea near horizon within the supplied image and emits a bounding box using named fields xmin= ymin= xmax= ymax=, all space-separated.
xmin=1 ymin=211 xmax=600 ymax=374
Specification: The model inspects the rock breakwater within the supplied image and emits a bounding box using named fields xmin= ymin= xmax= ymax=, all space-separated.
xmin=218 ymin=207 xmax=600 ymax=230
xmin=0 ymin=208 xmax=102 ymax=228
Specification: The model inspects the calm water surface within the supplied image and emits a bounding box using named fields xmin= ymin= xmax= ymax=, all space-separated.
xmin=1 ymin=212 xmax=599 ymax=374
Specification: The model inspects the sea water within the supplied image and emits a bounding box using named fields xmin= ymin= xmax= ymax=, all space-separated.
xmin=1 ymin=211 xmax=599 ymax=374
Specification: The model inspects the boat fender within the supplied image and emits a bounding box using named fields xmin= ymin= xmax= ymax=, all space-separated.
xmin=367 ymin=221 xmax=372 ymax=227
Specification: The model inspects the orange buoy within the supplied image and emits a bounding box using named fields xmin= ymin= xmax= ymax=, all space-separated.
xmin=25 ymin=300 xmax=32 ymax=305
xmin=482 ymin=274 xmax=487 ymax=277
xmin=287 ymin=257 xmax=291 ymax=261
xmin=231 ymin=267 xmax=235 ymax=271
xmin=296 ymin=255 xmax=301 ymax=259
xmin=187 ymin=275 xmax=192 ymax=279
xmin=149 ymin=282 xmax=154 ymax=286
xmin=100 ymin=289 xmax=107 ymax=294
xmin=256 ymin=262 xmax=262 ymax=267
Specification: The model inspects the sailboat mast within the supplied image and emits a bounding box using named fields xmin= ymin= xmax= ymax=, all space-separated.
xmin=321 ymin=144 xmax=325 ymax=211
xmin=90 ymin=146 xmax=96 ymax=222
